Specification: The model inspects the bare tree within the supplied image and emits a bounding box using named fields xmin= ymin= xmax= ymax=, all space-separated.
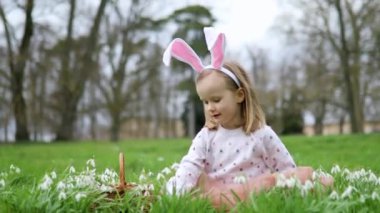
xmin=278 ymin=0 xmax=380 ymax=133
xmin=0 ymin=0 xmax=34 ymax=141
xmin=54 ymin=0 xmax=108 ymax=141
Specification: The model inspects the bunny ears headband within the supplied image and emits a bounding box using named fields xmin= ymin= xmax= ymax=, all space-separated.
xmin=162 ymin=27 xmax=241 ymax=87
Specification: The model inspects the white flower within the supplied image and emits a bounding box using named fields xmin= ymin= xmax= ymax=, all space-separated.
xmin=371 ymin=192 xmax=379 ymax=200
xmin=86 ymin=159 xmax=96 ymax=168
xmin=39 ymin=174 xmax=53 ymax=190
xmin=75 ymin=192 xmax=87 ymax=202
xmin=56 ymin=181 xmax=66 ymax=190
xmin=368 ymin=173 xmax=378 ymax=184
xmin=10 ymin=164 xmax=21 ymax=174
xmin=0 ymin=179 xmax=5 ymax=188
xmin=303 ymin=180 xmax=314 ymax=190
xmin=329 ymin=191 xmax=339 ymax=200
xmin=50 ymin=171 xmax=57 ymax=179
xmin=275 ymin=173 xmax=287 ymax=188
xmin=170 ymin=163 xmax=180 ymax=170
xmin=359 ymin=195 xmax=366 ymax=203
xmin=58 ymin=191 xmax=67 ymax=200
xmin=99 ymin=184 xmax=112 ymax=192
xmin=136 ymin=183 xmax=154 ymax=195
xmin=331 ymin=165 xmax=341 ymax=174
xmin=69 ymin=166 xmax=76 ymax=174
xmin=233 ymin=175 xmax=247 ymax=184
xmin=161 ymin=167 xmax=171 ymax=175
xmin=157 ymin=157 xmax=165 ymax=162
xmin=156 ymin=173 xmax=165 ymax=181
xmin=341 ymin=185 xmax=355 ymax=199
xmin=139 ymin=173 xmax=147 ymax=182
xmin=285 ymin=177 xmax=297 ymax=188
xmin=343 ymin=168 xmax=351 ymax=175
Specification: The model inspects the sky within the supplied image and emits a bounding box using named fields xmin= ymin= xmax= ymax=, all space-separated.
xmin=208 ymin=0 xmax=280 ymax=51
xmin=167 ymin=0 xmax=282 ymax=52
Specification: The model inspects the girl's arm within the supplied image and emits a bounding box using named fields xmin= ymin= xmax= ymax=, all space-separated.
xmin=199 ymin=166 xmax=333 ymax=208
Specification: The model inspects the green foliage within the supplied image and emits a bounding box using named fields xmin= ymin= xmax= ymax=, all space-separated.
xmin=0 ymin=133 xmax=380 ymax=211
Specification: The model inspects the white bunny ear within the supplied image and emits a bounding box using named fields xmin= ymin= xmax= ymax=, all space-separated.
xmin=204 ymin=27 xmax=225 ymax=69
xmin=163 ymin=38 xmax=204 ymax=72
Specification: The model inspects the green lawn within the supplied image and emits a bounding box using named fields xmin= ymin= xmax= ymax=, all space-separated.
xmin=1 ymin=133 xmax=379 ymax=177
xmin=1 ymin=133 xmax=380 ymax=212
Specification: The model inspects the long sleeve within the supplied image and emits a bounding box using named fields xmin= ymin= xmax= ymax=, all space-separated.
xmin=261 ymin=127 xmax=296 ymax=172
xmin=166 ymin=128 xmax=208 ymax=195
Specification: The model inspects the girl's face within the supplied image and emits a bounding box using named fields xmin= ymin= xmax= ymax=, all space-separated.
xmin=196 ymin=71 xmax=245 ymax=129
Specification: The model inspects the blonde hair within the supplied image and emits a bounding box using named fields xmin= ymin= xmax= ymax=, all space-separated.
xmin=197 ymin=61 xmax=266 ymax=133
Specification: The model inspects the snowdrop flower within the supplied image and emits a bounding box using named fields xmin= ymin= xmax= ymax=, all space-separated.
xmin=99 ymin=184 xmax=112 ymax=192
xmin=0 ymin=179 xmax=5 ymax=188
xmin=285 ymin=177 xmax=297 ymax=188
xmin=161 ymin=167 xmax=171 ymax=175
xmin=39 ymin=174 xmax=53 ymax=190
xmin=10 ymin=164 xmax=21 ymax=174
xmin=50 ymin=171 xmax=57 ymax=179
xmin=359 ymin=195 xmax=366 ymax=203
xmin=331 ymin=165 xmax=341 ymax=174
xmin=139 ymin=173 xmax=147 ymax=182
xmin=157 ymin=157 xmax=165 ymax=162
xmin=303 ymin=180 xmax=314 ymax=190
xmin=136 ymin=184 xmax=154 ymax=195
xmin=170 ymin=163 xmax=180 ymax=170
xmin=58 ymin=191 xmax=67 ymax=201
xmin=299 ymin=180 xmax=314 ymax=197
xmin=86 ymin=159 xmax=96 ymax=168
xmin=75 ymin=192 xmax=87 ymax=202
xmin=341 ymin=185 xmax=355 ymax=199
xmin=329 ymin=191 xmax=339 ymax=200
xmin=368 ymin=172 xmax=378 ymax=184
xmin=275 ymin=173 xmax=287 ymax=188
xmin=371 ymin=192 xmax=379 ymax=200
xmin=156 ymin=173 xmax=165 ymax=181
xmin=56 ymin=181 xmax=66 ymax=190
xmin=66 ymin=183 xmax=74 ymax=189
xmin=69 ymin=166 xmax=76 ymax=174
xmin=342 ymin=168 xmax=350 ymax=175
xmin=0 ymin=172 xmax=8 ymax=177
xmin=233 ymin=175 xmax=247 ymax=184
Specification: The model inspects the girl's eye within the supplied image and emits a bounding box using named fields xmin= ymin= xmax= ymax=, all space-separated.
xmin=203 ymin=101 xmax=209 ymax=105
xmin=212 ymin=99 xmax=220 ymax=103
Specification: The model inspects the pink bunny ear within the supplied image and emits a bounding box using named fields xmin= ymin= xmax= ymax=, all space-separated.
xmin=163 ymin=38 xmax=204 ymax=72
xmin=204 ymin=27 xmax=225 ymax=69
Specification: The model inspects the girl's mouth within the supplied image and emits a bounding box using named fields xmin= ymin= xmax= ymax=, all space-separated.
xmin=212 ymin=114 xmax=221 ymax=119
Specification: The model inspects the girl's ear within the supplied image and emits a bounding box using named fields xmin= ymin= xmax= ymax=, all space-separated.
xmin=235 ymin=88 xmax=245 ymax=103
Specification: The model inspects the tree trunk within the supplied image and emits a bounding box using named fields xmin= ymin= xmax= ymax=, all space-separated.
xmin=110 ymin=114 xmax=120 ymax=142
xmin=55 ymin=0 xmax=107 ymax=140
xmin=335 ymin=0 xmax=364 ymax=133
xmin=0 ymin=0 xmax=34 ymax=141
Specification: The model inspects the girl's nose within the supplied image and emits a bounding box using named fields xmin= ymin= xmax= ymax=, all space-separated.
xmin=207 ymin=103 xmax=215 ymax=112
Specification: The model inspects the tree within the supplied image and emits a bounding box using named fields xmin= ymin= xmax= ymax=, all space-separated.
xmin=96 ymin=1 xmax=161 ymax=141
xmin=0 ymin=0 xmax=34 ymax=141
xmin=278 ymin=0 xmax=380 ymax=133
xmin=163 ymin=5 xmax=215 ymax=137
xmin=54 ymin=0 xmax=108 ymax=141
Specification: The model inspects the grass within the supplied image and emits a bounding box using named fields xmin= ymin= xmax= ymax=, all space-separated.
xmin=0 ymin=133 xmax=380 ymax=212
xmin=1 ymin=133 xmax=379 ymax=177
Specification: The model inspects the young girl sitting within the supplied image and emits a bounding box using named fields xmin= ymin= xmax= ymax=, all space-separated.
xmin=162 ymin=27 xmax=333 ymax=208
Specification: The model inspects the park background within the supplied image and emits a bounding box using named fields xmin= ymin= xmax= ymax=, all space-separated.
xmin=1 ymin=0 xmax=380 ymax=211
xmin=0 ymin=0 xmax=379 ymax=142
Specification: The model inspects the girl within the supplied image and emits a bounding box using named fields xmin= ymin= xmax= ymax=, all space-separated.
xmin=163 ymin=27 xmax=332 ymax=208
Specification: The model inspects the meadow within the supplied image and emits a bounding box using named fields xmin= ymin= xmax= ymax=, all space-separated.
xmin=0 ymin=133 xmax=380 ymax=212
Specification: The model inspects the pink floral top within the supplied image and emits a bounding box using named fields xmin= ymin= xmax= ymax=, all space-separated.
xmin=166 ymin=125 xmax=296 ymax=194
